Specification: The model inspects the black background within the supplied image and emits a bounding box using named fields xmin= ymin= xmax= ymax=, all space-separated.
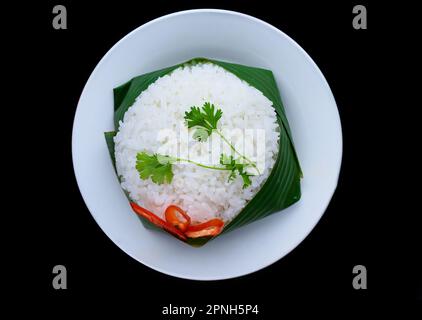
xmin=14 ymin=0 xmax=421 ymax=311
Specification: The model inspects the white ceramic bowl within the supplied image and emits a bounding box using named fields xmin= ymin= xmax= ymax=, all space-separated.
xmin=72 ymin=9 xmax=342 ymax=280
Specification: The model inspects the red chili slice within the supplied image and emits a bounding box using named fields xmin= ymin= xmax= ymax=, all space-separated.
xmin=185 ymin=218 xmax=224 ymax=238
xmin=130 ymin=202 xmax=187 ymax=240
xmin=165 ymin=205 xmax=191 ymax=232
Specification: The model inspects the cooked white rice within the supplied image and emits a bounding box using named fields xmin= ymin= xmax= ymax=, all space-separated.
xmin=114 ymin=62 xmax=279 ymax=223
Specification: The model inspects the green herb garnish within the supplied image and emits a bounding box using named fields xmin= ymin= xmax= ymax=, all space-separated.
xmin=184 ymin=102 xmax=260 ymax=175
xmin=135 ymin=152 xmax=174 ymax=184
xmin=135 ymin=102 xmax=259 ymax=188
xmin=220 ymin=154 xmax=252 ymax=189
xmin=135 ymin=152 xmax=252 ymax=188
xmin=184 ymin=102 xmax=223 ymax=141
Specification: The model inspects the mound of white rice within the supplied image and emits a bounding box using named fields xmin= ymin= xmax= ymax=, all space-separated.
xmin=114 ymin=62 xmax=279 ymax=223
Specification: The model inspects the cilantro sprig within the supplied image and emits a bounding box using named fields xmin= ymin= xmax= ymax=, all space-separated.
xmin=184 ymin=102 xmax=260 ymax=175
xmin=184 ymin=102 xmax=223 ymax=141
xmin=135 ymin=102 xmax=259 ymax=188
xmin=135 ymin=152 xmax=253 ymax=188
xmin=135 ymin=152 xmax=174 ymax=185
xmin=220 ymin=154 xmax=252 ymax=189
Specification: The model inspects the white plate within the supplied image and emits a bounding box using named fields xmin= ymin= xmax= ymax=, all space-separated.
xmin=72 ymin=9 xmax=342 ymax=280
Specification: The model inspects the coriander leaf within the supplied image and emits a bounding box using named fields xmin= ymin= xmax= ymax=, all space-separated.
xmin=136 ymin=152 xmax=174 ymax=184
xmin=184 ymin=106 xmax=204 ymax=129
xmin=237 ymin=164 xmax=252 ymax=189
xmin=220 ymin=154 xmax=237 ymax=183
xmin=156 ymin=154 xmax=177 ymax=164
xmin=240 ymin=172 xmax=252 ymax=189
xmin=202 ymin=102 xmax=223 ymax=130
xmin=219 ymin=153 xmax=235 ymax=166
xmin=192 ymin=128 xmax=209 ymax=142
xmin=184 ymin=102 xmax=223 ymax=140
xmin=228 ymin=170 xmax=237 ymax=182
xmin=219 ymin=153 xmax=252 ymax=188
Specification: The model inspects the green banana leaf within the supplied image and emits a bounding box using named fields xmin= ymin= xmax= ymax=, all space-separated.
xmin=104 ymin=57 xmax=302 ymax=247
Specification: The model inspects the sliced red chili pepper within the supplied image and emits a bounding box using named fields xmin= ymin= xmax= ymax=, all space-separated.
xmin=185 ymin=218 xmax=224 ymax=238
xmin=130 ymin=202 xmax=186 ymax=240
xmin=165 ymin=205 xmax=191 ymax=232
